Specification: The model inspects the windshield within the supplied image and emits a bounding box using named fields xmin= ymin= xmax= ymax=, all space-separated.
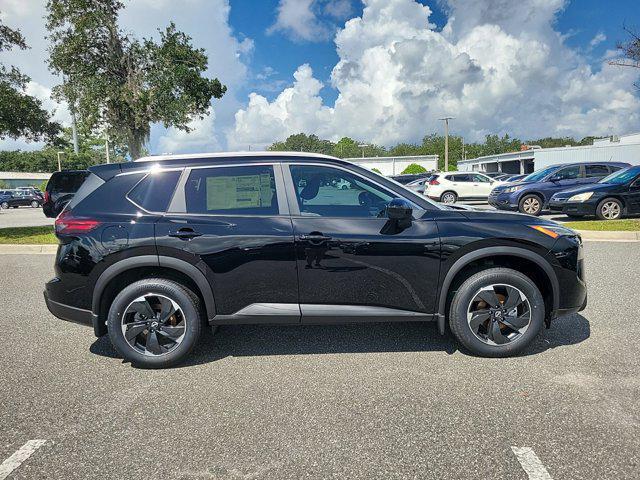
xmin=599 ymin=166 xmax=640 ymax=185
xmin=521 ymin=166 xmax=558 ymax=182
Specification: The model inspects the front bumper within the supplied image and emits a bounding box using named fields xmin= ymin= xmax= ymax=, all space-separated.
xmin=488 ymin=192 xmax=519 ymax=211
xmin=548 ymin=200 xmax=596 ymax=216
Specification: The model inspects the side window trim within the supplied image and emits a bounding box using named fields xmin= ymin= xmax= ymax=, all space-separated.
xmin=282 ymin=162 xmax=417 ymax=218
xmin=166 ymin=163 xmax=287 ymax=217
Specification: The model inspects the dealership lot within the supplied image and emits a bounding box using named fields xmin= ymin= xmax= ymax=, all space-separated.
xmin=0 ymin=208 xmax=53 ymax=228
xmin=1 ymin=244 xmax=639 ymax=479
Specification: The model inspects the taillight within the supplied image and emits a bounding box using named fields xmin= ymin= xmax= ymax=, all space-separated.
xmin=44 ymin=191 xmax=50 ymax=203
xmin=55 ymin=212 xmax=100 ymax=235
xmin=429 ymin=179 xmax=440 ymax=185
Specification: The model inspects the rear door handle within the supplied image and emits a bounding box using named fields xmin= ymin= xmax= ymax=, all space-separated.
xmin=169 ymin=228 xmax=203 ymax=240
xmin=299 ymin=234 xmax=332 ymax=242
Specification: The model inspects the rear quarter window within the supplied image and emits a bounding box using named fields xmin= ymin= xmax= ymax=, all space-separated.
xmin=127 ymin=170 xmax=182 ymax=213
xmin=48 ymin=171 xmax=90 ymax=193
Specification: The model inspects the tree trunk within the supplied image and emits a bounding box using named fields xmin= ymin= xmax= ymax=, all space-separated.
xmin=128 ymin=138 xmax=143 ymax=161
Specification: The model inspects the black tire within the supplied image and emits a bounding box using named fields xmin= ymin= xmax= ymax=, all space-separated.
xmin=107 ymin=278 xmax=204 ymax=368
xmin=30 ymin=200 xmax=39 ymax=208
xmin=449 ymin=268 xmax=545 ymax=357
xmin=596 ymin=197 xmax=623 ymax=221
xmin=518 ymin=194 xmax=543 ymax=216
xmin=440 ymin=191 xmax=457 ymax=204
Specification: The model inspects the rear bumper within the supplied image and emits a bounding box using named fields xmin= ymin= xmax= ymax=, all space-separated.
xmin=44 ymin=290 xmax=93 ymax=327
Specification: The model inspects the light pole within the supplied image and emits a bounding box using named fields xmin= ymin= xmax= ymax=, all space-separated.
xmin=439 ymin=117 xmax=454 ymax=171
xmin=56 ymin=151 xmax=65 ymax=172
xmin=358 ymin=144 xmax=369 ymax=158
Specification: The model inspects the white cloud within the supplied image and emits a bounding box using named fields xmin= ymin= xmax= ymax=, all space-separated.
xmin=324 ymin=0 xmax=354 ymax=19
xmin=268 ymin=0 xmax=332 ymax=42
xmin=230 ymin=0 xmax=640 ymax=149
xmin=590 ymin=32 xmax=607 ymax=48
xmin=157 ymin=111 xmax=220 ymax=153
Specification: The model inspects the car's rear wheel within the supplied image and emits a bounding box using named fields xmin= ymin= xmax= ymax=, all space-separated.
xmin=0 ymin=202 xmax=8 ymax=209
xmin=107 ymin=278 xmax=203 ymax=368
xmin=440 ymin=191 xmax=457 ymax=204
xmin=596 ymin=198 xmax=623 ymax=220
xmin=519 ymin=194 xmax=543 ymax=216
xmin=449 ymin=268 xmax=544 ymax=357
xmin=30 ymin=200 xmax=39 ymax=208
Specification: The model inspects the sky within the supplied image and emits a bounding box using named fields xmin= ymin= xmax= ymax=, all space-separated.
xmin=0 ymin=0 xmax=639 ymax=155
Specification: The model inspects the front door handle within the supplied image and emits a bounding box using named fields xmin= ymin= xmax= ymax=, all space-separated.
xmin=299 ymin=234 xmax=332 ymax=242
xmin=169 ymin=228 xmax=203 ymax=240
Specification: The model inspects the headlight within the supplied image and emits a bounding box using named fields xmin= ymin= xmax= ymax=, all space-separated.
xmin=568 ymin=192 xmax=594 ymax=202
xmin=503 ymin=186 xmax=522 ymax=193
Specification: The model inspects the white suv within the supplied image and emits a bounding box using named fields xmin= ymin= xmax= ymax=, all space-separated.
xmin=425 ymin=172 xmax=504 ymax=204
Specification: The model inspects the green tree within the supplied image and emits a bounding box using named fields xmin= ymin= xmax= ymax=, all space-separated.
xmin=387 ymin=143 xmax=421 ymax=157
xmin=269 ymin=133 xmax=335 ymax=155
xmin=481 ymin=134 xmax=522 ymax=156
xmin=401 ymin=163 xmax=427 ymax=174
xmin=46 ymin=0 xmax=226 ymax=159
xmin=421 ymin=134 xmax=463 ymax=170
xmin=0 ymin=15 xmax=61 ymax=143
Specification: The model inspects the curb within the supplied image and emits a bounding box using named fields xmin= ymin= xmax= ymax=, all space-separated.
xmin=575 ymin=230 xmax=640 ymax=242
xmin=0 ymin=244 xmax=58 ymax=254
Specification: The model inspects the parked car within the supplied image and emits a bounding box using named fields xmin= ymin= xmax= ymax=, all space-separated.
xmin=44 ymin=152 xmax=586 ymax=368
xmin=483 ymin=172 xmax=507 ymax=180
xmin=405 ymin=175 xmax=435 ymax=194
xmin=502 ymin=174 xmax=527 ymax=183
xmin=488 ymin=162 xmax=629 ymax=216
xmin=549 ymin=165 xmax=640 ymax=220
xmin=0 ymin=190 xmax=42 ymax=209
xmin=390 ymin=173 xmax=432 ymax=185
xmin=16 ymin=186 xmax=44 ymax=198
xmin=425 ymin=172 xmax=505 ymax=203
xmin=42 ymin=170 xmax=90 ymax=218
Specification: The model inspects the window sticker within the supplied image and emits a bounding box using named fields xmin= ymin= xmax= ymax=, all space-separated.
xmin=206 ymin=174 xmax=273 ymax=211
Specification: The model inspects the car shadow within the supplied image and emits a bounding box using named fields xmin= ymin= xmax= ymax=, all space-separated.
xmin=89 ymin=314 xmax=590 ymax=367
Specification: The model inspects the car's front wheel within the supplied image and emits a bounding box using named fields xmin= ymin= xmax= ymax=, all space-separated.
xmin=596 ymin=198 xmax=623 ymax=220
xmin=0 ymin=202 xmax=8 ymax=209
xmin=449 ymin=268 xmax=544 ymax=357
xmin=519 ymin=194 xmax=543 ymax=216
xmin=30 ymin=200 xmax=39 ymax=208
xmin=107 ymin=278 xmax=203 ymax=368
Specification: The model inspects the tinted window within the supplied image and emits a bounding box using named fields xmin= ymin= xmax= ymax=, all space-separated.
xmin=452 ymin=174 xmax=471 ymax=182
xmin=185 ymin=165 xmax=279 ymax=215
xmin=553 ymin=166 xmax=581 ymax=181
xmin=473 ymin=174 xmax=491 ymax=183
xmin=289 ymin=165 xmax=395 ymax=218
xmin=585 ymin=165 xmax=609 ymax=177
xmin=128 ymin=170 xmax=181 ymax=212
xmin=48 ymin=171 xmax=90 ymax=193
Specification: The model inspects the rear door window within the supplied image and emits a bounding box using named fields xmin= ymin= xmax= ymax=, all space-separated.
xmin=184 ymin=165 xmax=279 ymax=215
xmin=128 ymin=170 xmax=182 ymax=213
xmin=585 ymin=165 xmax=609 ymax=177
xmin=553 ymin=165 xmax=582 ymax=180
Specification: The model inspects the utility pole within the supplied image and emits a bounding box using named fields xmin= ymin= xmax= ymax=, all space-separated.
xmin=358 ymin=144 xmax=369 ymax=158
xmin=105 ymin=132 xmax=110 ymax=164
xmin=439 ymin=117 xmax=454 ymax=171
xmin=57 ymin=151 xmax=65 ymax=172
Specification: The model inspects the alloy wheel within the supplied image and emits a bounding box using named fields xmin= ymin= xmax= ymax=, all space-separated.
xmin=466 ymin=284 xmax=531 ymax=346
xmin=441 ymin=193 xmax=456 ymax=204
xmin=600 ymin=201 xmax=621 ymax=220
xmin=0 ymin=202 xmax=8 ymax=209
xmin=121 ymin=294 xmax=187 ymax=356
xmin=31 ymin=201 xmax=39 ymax=208
xmin=522 ymin=197 xmax=540 ymax=215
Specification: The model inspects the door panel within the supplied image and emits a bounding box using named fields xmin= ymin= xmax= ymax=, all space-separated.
xmin=625 ymin=180 xmax=640 ymax=213
xmin=156 ymin=163 xmax=298 ymax=320
xmin=292 ymin=216 xmax=440 ymax=315
xmin=285 ymin=163 xmax=441 ymax=317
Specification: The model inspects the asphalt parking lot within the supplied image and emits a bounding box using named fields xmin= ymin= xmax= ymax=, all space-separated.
xmin=1 ymin=243 xmax=639 ymax=479
xmin=0 ymin=207 xmax=52 ymax=228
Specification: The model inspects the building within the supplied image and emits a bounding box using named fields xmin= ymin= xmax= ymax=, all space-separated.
xmin=0 ymin=171 xmax=51 ymax=188
xmin=457 ymin=132 xmax=640 ymax=174
xmin=346 ymin=155 xmax=439 ymax=175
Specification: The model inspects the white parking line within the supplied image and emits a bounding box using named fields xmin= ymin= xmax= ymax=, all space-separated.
xmin=511 ymin=446 xmax=553 ymax=480
xmin=0 ymin=440 xmax=47 ymax=480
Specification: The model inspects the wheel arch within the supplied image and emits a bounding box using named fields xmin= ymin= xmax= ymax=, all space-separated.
xmin=92 ymin=255 xmax=216 ymax=336
xmin=437 ymin=246 xmax=559 ymax=321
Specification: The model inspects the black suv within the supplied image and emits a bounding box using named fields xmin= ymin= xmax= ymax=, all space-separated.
xmin=44 ymin=153 xmax=586 ymax=368
xmin=43 ymin=170 xmax=90 ymax=218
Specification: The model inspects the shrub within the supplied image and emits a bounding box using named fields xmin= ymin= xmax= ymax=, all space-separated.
xmin=371 ymin=168 xmax=382 ymax=174
xmin=401 ymin=163 xmax=427 ymax=174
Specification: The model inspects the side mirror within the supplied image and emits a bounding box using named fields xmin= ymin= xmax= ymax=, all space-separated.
xmin=386 ymin=198 xmax=413 ymax=221
xmin=549 ymin=175 xmax=561 ymax=183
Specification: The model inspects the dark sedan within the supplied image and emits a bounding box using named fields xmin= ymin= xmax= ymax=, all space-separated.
xmin=549 ymin=165 xmax=640 ymax=220
xmin=0 ymin=190 xmax=42 ymax=209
